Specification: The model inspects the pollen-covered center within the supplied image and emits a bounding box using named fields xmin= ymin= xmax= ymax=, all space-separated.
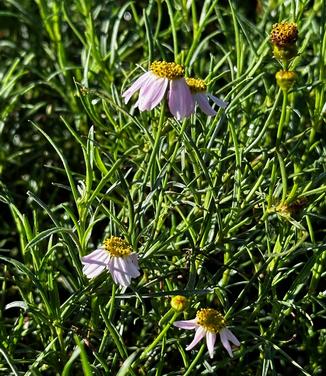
xmin=186 ymin=78 xmax=207 ymax=93
xmin=103 ymin=236 xmax=132 ymax=257
xmin=150 ymin=61 xmax=184 ymax=80
xmin=196 ymin=308 xmax=225 ymax=333
xmin=270 ymin=22 xmax=298 ymax=46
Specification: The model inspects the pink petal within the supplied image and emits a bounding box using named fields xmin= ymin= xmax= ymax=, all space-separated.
xmin=129 ymin=253 xmax=139 ymax=266
xmin=206 ymin=332 xmax=216 ymax=359
xmin=122 ymin=71 xmax=152 ymax=104
xmin=137 ymin=75 xmax=168 ymax=111
xmin=220 ymin=328 xmax=234 ymax=358
xmin=125 ymin=257 xmax=140 ymax=278
xmin=106 ymin=257 xmax=119 ymax=282
xmin=168 ymin=78 xmax=194 ymax=120
xmin=173 ymin=319 xmax=197 ymax=330
xmin=208 ymin=94 xmax=228 ymax=109
xmin=186 ymin=326 xmax=206 ymax=351
xmin=81 ymin=248 xmax=106 ymax=265
xmin=146 ymin=77 xmax=168 ymax=110
xmin=194 ymin=93 xmax=216 ymax=116
xmin=83 ymin=264 xmax=106 ymax=279
xmin=134 ymin=73 xmax=157 ymax=109
xmin=223 ymin=328 xmax=240 ymax=346
xmin=108 ymin=257 xmax=130 ymax=287
xmin=116 ymin=257 xmax=132 ymax=286
xmin=82 ymin=249 xmax=110 ymax=279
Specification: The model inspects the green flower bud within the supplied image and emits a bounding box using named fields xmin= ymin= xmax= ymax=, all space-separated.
xmin=171 ymin=295 xmax=188 ymax=312
xmin=275 ymin=70 xmax=296 ymax=92
xmin=273 ymin=44 xmax=297 ymax=61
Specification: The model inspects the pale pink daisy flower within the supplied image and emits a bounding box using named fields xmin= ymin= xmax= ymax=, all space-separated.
xmin=186 ymin=78 xmax=228 ymax=116
xmin=122 ymin=60 xmax=194 ymax=120
xmin=173 ymin=308 xmax=240 ymax=359
xmin=81 ymin=236 xmax=140 ymax=287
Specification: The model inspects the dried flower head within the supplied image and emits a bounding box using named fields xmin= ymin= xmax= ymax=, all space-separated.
xmin=270 ymin=22 xmax=298 ymax=47
xmin=271 ymin=22 xmax=298 ymax=61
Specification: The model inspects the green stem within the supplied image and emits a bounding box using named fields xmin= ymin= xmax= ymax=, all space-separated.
xmin=143 ymin=103 xmax=166 ymax=188
xmin=276 ymin=91 xmax=288 ymax=149
xmin=139 ymin=312 xmax=178 ymax=360
xmin=183 ymin=343 xmax=205 ymax=376
xmin=267 ymin=91 xmax=288 ymax=209
xmin=221 ymin=243 xmax=231 ymax=287
xmin=245 ymin=89 xmax=282 ymax=153
xmin=131 ymin=311 xmax=179 ymax=371
xmin=108 ymin=283 xmax=116 ymax=320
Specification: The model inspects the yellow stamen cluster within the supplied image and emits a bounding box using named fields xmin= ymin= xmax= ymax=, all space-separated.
xmin=270 ymin=22 xmax=298 ymax=47
xmin=185 ymin=78 xmax=207 ymax=93
xmin=196 ymin=308 xmax=225 ymax=333
xmin=150 ymin=61 xmax=184 ymax=80
xmin=103 ymin=236 xmax=132 ymax=257
xmin=275 ymin=70 xmax=296 ymax=92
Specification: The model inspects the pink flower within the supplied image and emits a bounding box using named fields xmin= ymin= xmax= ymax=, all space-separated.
xmin=81 ymin=236 xmax=140 ymax=287
xmin=173 ymin=308 xmax=240 ymax=359
xmin=185 ymin=77 xmax=228 ymax=116
xmin=122 ymin=61 xmax=194 ymax=120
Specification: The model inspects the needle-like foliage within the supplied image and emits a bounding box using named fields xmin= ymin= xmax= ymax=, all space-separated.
xmin=0 ymin=1 xmax=325 ymax=375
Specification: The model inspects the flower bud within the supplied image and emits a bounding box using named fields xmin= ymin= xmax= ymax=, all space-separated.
xmin=275 ymin=70 xmax=296 ymax=92
xmin=171 ymin=295 xmax=188 ymax=312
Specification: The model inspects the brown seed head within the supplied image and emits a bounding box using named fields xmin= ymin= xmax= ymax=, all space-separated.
xmin=270 ymin=22 xmax=298 ymax=47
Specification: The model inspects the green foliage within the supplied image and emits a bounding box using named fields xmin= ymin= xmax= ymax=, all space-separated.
xmin=0 ymin=0 xmax=325 ymax=375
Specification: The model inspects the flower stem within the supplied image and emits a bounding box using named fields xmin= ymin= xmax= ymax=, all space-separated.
xmin=108 ymin=283 xmax=116 ymax=320
xmin=143 ymin=102 xmax=166 ymax=188
xmin=267 ymin=91 xmax=288 ymax=209
xmin=183 ymin=343 xmax=205 ymax=376
xmin=139 ymin=312 xmax=179 ymax=361
xmin=276 ymin=91 xmax=288 ymax=149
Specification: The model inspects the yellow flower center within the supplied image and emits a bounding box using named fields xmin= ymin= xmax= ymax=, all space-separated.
xmin=270 ymin=22 xmax=298 ymax=47
xmin=196 ymin=308 xmax=226 ymax=333
xmin=150 ymin=61 xmax=184 ymax=80
xmin=103 ymin=236 xmax=132 ymax=257
xmin=185 ymin=77 xmax=207 ymax=93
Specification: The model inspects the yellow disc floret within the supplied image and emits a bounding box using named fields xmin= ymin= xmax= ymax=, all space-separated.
xmin=196 ymin=308 xmax=226 ymax=333
xmin=185 ymin=78 xmax=207 ymax=93
xmin=103 ymin=236 xmax=132 ymax=257
xmin=150 ymin=61 xmax=184 ymax=80
xmin=270 ymin=22 xmax=298 ymax=47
